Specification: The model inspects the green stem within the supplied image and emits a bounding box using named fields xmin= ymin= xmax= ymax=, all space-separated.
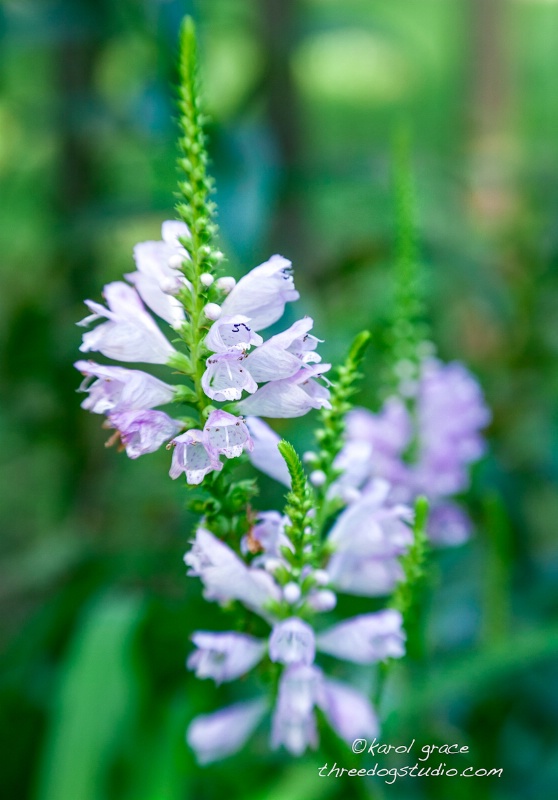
xmin=375 ymin=496 xmax=429 ymax=709
xmin=173 ymin=17 xmax=222 ymax=422
xmin=312 ymin=331 xmax=371 ymax=537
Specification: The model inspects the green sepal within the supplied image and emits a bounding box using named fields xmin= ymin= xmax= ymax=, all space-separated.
xmin=167 ymin=352 xmax=192 ymax=374
xmin=172 ymin=385 xmax=198 ymax=405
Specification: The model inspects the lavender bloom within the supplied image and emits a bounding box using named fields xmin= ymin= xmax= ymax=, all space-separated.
xmin=345 ymin=399 xmax=412 ymax=494
xmin=202 ymin=352 xmax=258 ymax=402
xmin=106 ymin=409 xmax=182 ymax=459
xmin=187 ymin=698 xmax=268 ymax=764
xmin=242 ymin=511 xmax=292 ymax=559
xmin=243 ymin=344 xmax=303 ymax=384
xmin=427 ymin=502 xmax=472 ymax=546
xmin=317 ymin=679 xmax=379 ymax=744
xmin=220 ymin=254 xmax=300 ymax=330
xmin=169 ymin=430 xmax=222 ymax=484
xmin=204 ymin=410 xmax=253 ymax=459
xmin=269 ymin=618 xmax=316 ymax=666
xmin=327 ymin=551 xmax=404 ymax=597
xmin=245 ymin=418 xmax=290 ymax=486
xmin=126 ymin=221 xmax=191 ymax=327
xmin=79 ymin=282 xmax=176 ymax=364
xmin=271 ymin=664 xmax=322 ymax=755
xmin=329 ymin=439 xmax=374 ymax=502
xmin=204 ymin=315 xmax=263 ymax=353
xmin=269 ymin=316 xmax=322 ymax=363
xmin=75 ymin=361 xmax=176 ymax=414
xmin=185 ymin=528 xmax=281 ymax=614
xmin=306 ymin=588 xmax=337 ymax=612
xmin=327 ymin=483 xmax=414 ymax=559
xmin=343 ymin=358 xmax=490 ymax=545
xmin=243 ymin=317 xmax=321 ymax=382
xmin=316 ymin=610 xmax=405 ymax=663
xmin=187 ymin=632 xmax=266 ymax=684
xmin=236 ymin=365 xmax=331 ymax=418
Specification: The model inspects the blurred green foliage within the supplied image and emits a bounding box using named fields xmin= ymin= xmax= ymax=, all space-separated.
xmin=1 ymin=0 xmax=558 ymax=798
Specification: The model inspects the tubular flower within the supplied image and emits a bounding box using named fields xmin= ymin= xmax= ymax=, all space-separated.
xmin=126 ymin=221 xmax=192 ymax=327
xmin=220 ymin=254 xmax=299 ymax=330
xmin=75 ymin=361 xmax=176 ymax=414
xmin=185 ymin=486 xmax=410 ymax=762
xmin=105 ymin=410 xmax=183 ymax=459
xmin=187 ymin=632 xmax=266 ymax=684
xmin=236 ymin=364 xmax=331 ymax=419
xmin=79 ymin=282 xmax=176 ymax=364
xmin=338 ymin=358 xmax=490 ymax=545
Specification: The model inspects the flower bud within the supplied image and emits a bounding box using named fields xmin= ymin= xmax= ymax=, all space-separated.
xmin=303 ymin=451 xmax=318 ymax=464
xmin=203 ymin=303 xmax=222 ymax=321
xmin=168 ymin=254 xmax=184 ymax=269
xmin=215 ymin=276 xmax=236 ymax=294
xmin=309 ymin=470 xmax=327 ymax=487
xmin=339 ymin=486 xmax=361 ymax=504
xmin=283 ymin=582 xmax=301 ymax=604
xmin=308 ymin=589 xmax=337 ymax=612
xmin=200 ymin=273 xmax=214 ymax=287
xmin=313 ymin=569 xmax=330 ymax=586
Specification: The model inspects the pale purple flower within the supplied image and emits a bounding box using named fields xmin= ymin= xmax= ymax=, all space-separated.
xmin=202 ymin=352 xmax=258 ymax=402
xmin=79 ymin=282 xmax=176 ymax=364
xmin=106 ymin=409 xmax=182 ymax=459
xmin=236 ymin=365 xmax=331 ymax=418
xmin=204 ymin=315 xmax=263 ymax=353
xmin=411 ymin=361 xmax=489 ymax=499
xmin=327 ymin=482 xmax=413 ymax=559
xmin=203 ymin=410 xmax=253 ymax=459
xmin=329 ymin=439 xmax=374 ymax=500
xmin=268 ymin=316 xmax=322 ymax=363
xmin=126 ymin=221 xmax=191 ymax=327
xmin=327 ymin=551 xmax=404 ymax=597
xmin=317 ymin=679 xmax=379 ymax=744
xmin=316 ymin=610 xmax=405 ymax=663
xmin=220 ymin=254 xmax=299 ymax=330
xmin=271 ymin=664 xmax=322 ymax=755
xmin=187 ymin=632 xmax=266 ymax=684
xmin=187 ymin=698 xmax=267 ymax=764
xmin=428 ymin=502 xmax=472 ymax=546
xmin=269 ymin=618 xmax=316 ymax=666
xmin=242 ymin=511 xmax=292 ymax=558
xmin=169 ymin=430 xmax=222 ymax=484
xmin=245 ymin=418 xmax=290 ymax=486
xmin=243 ymin=343 xmax=303 ymax=384
xmin=185 ymin=528 xmax=281 ymax=615
xmin=75 ymin=360 xmax=176 ymax=414
xmin=243 ymin=317 xmax=321 ymax=382
xmin=345 ymin=400 xmax=412 ymax=493
xmin=343 ymin=359 xmax=490 ymax=547
xmin=306 ymin=589 xmax=337 ymax=612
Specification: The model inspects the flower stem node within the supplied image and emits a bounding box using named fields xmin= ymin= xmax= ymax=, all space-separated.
xmin=203 ymin=303 xmax=222 ymax=321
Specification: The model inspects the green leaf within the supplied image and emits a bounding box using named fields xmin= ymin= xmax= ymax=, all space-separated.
xmin=36 ymin=593 xmax=143 ymax=800
xmin=249 ymin=761 xmax=338 ymax=800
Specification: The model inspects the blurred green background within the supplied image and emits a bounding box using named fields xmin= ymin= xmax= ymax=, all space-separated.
xmin=1 ymin=0 xmax=558 ymax=798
